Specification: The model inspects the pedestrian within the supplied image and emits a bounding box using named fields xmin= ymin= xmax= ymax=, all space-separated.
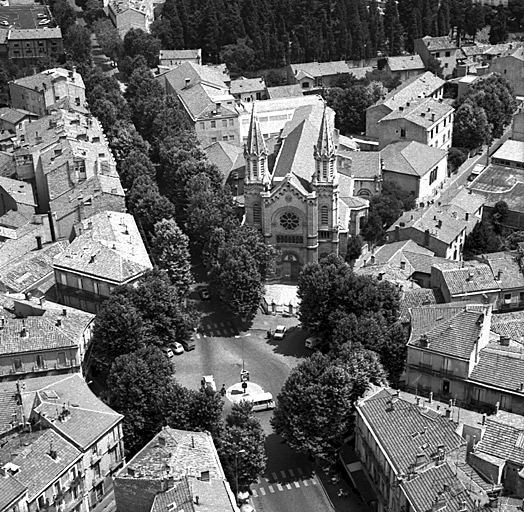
xmin=220 ymin=384 xmax=226 ymax=397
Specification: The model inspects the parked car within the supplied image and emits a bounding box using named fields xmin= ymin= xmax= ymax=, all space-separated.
xmin=273 ymin=325 xmax=287 ymax=340
xmin=305 ymin=336 xmax=322 ymax=350
xmin=180 ymin=334 xmax=196 ymax=351
xmin=1 ymin=20 xmax=8 ymax=25
xmin=199 ymin=287 xmax=210 ymax=300
xmin=161 ymin=347 xmax=174 ymax=359
xmin=202 ymin=375 xmax=216 ymax=392
xmin=39 ymin=19 xmax=50 ymax=25
xmin=172 ymin=342 xmax=184 ymax=355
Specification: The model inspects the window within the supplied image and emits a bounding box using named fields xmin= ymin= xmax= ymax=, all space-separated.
xmin=60 ymin=272 xmax=67 ymax=286
xmin=318 ymin=231 xmax=330 ymax=240
xmin=54 ymin=482 xmax=61 ymax=494
xmin=13 ymin=358 xmax=22 ymax=371
xmin=442 ymin=380 xmax=450 ymax=394
xmin=92 ymin=443 xmax=98 ymax=455
xmin=320 ymin=205 xmax=329 ymax=225
xmin=400 ymin=128 xmax=406 ymax=138
xmin=94 ymin=462 xmax=101 ymax=479
xmin=322 ymin=161 xmax=328 ymax=180
xmin=210 ymin=120 xmax=216 ymax=128
xmin=199 ymin=122 xmax=205 ymax=129
xmin=38 ymin=496 xmax=45 ymax=508
xmin=280 ymin=212 xmax=300 ymax=231
xmin=520 ymin=292 xmax=524 ymax=303
xmin=229 ymin=135 xmax=235 ymax=141
xmin=77 ymin=278 xmax=83 ymax=290
xmin=253 ymin=203 xmax=261 ymax=224
xmin=95 ymin=482 xmax=104 ymax=500
xmin=435 ymin=52 xmax=440 ymax=58
xmin=229 ymin=119 xmax=234 ymax=126
xmin=444 ymin=63 xmax=448 ymax=69
xmin=276 ymin=235 xmax=304 ymax=244
xmin=445 ymin=51 xmax=451 ymax=57
xmin=93 ymin=281 xmax=99 ymax=295
xmin=504 ymin=69 xmax=507 ymax=74
xmin=223 ymin=136 xmax=228 ymax=141
xmin=211 ymin=137 xmax=217 ymax=142
xmin=359 ymin=216 xmax=366 ymax=229
xmin=302 ymin=82 xmax=310 ymax=88
xmin=429 ymin=168 xmax=438 ymax=184
xmin=222 ymin=120 xmax=227 ymax=128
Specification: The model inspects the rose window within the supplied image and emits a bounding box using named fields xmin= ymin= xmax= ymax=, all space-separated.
xmin=280 ymin=212 xmax=299 ymax=231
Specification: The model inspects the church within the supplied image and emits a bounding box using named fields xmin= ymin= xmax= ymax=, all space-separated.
xmin=243 ymin=99 xmax=369 ymax=281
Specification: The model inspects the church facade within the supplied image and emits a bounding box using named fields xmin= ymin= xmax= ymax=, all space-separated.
xmin=243 ymin=100 xmax=369 ymax=280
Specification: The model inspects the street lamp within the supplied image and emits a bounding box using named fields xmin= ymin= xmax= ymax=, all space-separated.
xmin=235 ymin=449 xmax=246 ymax=503
xmin=234 ymin=333 xmax=251 ymax=371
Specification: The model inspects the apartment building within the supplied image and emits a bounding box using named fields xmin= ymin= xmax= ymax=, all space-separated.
xmin=158 ymin=48 xmax=201 ymax=69
xmin=414 ymin=36 xmax=460 ymax=77
xmin=0 ymin=293 xmax=94 ymax=381
xmin=108 ymin=0 xmax=154 ymax=37
xmin=230 ymin=77 xmax=268 ymax=103
xmin=53 ymin=211 xmax=152 ymax=313
xmin=381 ymin=55 xmax=425 ymax=82
xmin=114 ymin=426 xmax=238 ymax=512
xmin=10 ymin=68 xmax=86 ymax=118
xmin=0 ymin=108 xmax=37 ymax=132
xmin=488 ymin=45 xmax=524 ymax=96
xmin=7 ymin=28 xmax=63 ymax=65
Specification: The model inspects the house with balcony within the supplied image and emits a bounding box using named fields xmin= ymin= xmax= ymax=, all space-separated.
xmin=53 ymin=211 xmax=152 ymax=313
xmin=9 ymin=68 xmax=86 ymax=118
xmin=24 ymin=374 xmax=125 ymax=510
xmin=114 ymin=426 xmax=238 ymax=512
xmin=354 ymin=386 xmax=491 ymax=512
xmin=386 ymin=204 xmax=470 ymax=260
xmin=414 ymin=36 xmax=460 ymax=78
xmin=381 ymin=140 xmax=447 ymax=203
xmin=0 ymin=293 xmax=94 ymax=381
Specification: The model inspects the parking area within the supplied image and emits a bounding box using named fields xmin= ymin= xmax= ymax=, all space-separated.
xmin=0 ymin=5 xmax=53 ymax=29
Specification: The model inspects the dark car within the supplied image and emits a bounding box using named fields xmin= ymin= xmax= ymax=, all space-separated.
xmin=199 ymin=287 xmax=210 ymax=300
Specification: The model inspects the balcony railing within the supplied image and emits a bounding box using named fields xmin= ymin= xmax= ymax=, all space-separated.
xmin=92 ymin=473 xmax=105 ymax=488
xmin=107 ymin=437 xmax=119 ymax=451
xmin=64 ymin=493 xmax=84 ymax=512
xmin=90 ymin=450 xmax=103 ymax=466
xmin=70 ymin=473 xmax=84 ymax=488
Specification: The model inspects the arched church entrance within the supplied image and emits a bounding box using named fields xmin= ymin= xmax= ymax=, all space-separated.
xmin=281 ymin=253 xmax=301 ymax=281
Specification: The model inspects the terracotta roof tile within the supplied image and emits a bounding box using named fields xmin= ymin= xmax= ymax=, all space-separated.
xmin=386 ymin=55 xmax=425 ymax=72
xmin=439 ymin=265 xmax=500 ymax=296
xmin=0 ymin=475 xmax=26 ymax=510
xmin=491 ymin=310 xmax=524 ymax=343
xmin=475 ymin=417 xmax=524 ymax=466
xmin=381 ymin=140 xmax=446 ymax=177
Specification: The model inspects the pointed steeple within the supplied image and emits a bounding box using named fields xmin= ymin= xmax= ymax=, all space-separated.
xmin=244 ymin=105 xmax=268 ymax=158
xmin=314 ymin=105 xmax=335 ymax=159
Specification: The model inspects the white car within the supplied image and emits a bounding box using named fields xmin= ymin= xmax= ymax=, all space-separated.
xmin=37 ymin=13 xmax=47 ymax=18
xmin=39 ymin=19 xmax=50 ymax=25
xmin=0 ymin=20 xmax=8 ymax=26
xmin=273 ymin=325 xmax=287 ymax=340
xmin=202 ymin=375 xmax=216 ymax=392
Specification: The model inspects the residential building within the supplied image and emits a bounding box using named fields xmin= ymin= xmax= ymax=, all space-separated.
xmin=108 ymin=0 xmax=154 ymax=37
xmin=158 ymin=48 xmax=201 ymax=69
xmin=53 ymin=211 xmax=152 ymax=313
xmin=381 ymin=140 xmax=447 ymax=202
xmin=0 ymin=108 xmax=37 ymax=132
xmin=490 ymin=139 xmax=524 ymax=169
xmin=114 ymin=426 xmax=238 ymax=512
xmin=230 ymin=77 xmax=268 ymax=103
xmin=337 ymin=150 xmax=381 ymax=198
xmin=7 ymin=28 xmax=63 ymax=65
xmin=0 ymin=293 xmax=94 ymax=381
xmin=158 ymin=62 xmax=240 ymax=147
xmin=0 ymin=475 xmax=27 ymax=512
xmin=287 ymin=61 xmax=373 ymax=92
xmin=0 ymin=176 xmax=36 ymax=217
xmin=398 ymin=287 xmax=445 ymax=324
xmin=440 ymin=188 xmax=485 ymax=235
xmin=266 ymin=84 xmax=303 ymax=99
xmin=366 ymin=72 xmax=449 ymax=149
xmin=380 ymin=55 xmax=425 ymax=81
xmin=512 ymin=109 xmax=524 ymax=142
xmin=488 ymin=45 xmax=524 ymax=96
xmin=203 ymin=141 xmax=244 ymax=199
xmin=9 ymin=67 xmax=86 ymax=118
xmin=430 ymin=264 xmax=501 ymax=307
xmin=354 ymin=386 xmax=492 ymax=512
xmin=387 ymin=204 xmax=470 ymax=260
xmin=12 ymin=108 xmax=124 ymax=239
xmin=25 ymin=374 xmax=125 ymax=509
xmin=243 ymin=102 xmax=368 ymax=280
xmin=414 ymin=36 xmax=460 ymax=77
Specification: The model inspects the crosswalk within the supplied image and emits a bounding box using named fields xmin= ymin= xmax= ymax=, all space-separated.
xmin=195 ymin=321 xmax=239 ymax=338
xmin=251 ymin=467 xmax=318 ymax=497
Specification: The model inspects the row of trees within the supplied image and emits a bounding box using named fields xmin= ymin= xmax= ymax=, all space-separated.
xmin=272 ymin=254 xmax=406 ymax=463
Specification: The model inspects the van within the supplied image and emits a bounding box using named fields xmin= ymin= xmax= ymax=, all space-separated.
xmin=243 ymin=392 xmax=275 ymax=412
xmin=181 ymin=334 xmax=196 ymax=351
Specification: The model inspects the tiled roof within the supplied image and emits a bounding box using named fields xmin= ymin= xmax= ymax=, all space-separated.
xmin=337 ymin=134 xmax=359 ymax=152
xmin=438 ymin=265 xmax=500 ymax=296
xmin=0 ymin=475 xmax=26 ymax=510
xmin=399 ymin=288 xmax=444 ymax=323
xmin=159 ymin=49 xmax=201 ymax=60
xmin=12 ymin=68 xmax=83 ymax=91
xmin=290 ymin=61 xmax=354 ymax=79
xmin=409 ymin=304 xmax=487 ymax=359
xmin=356 ymin=262 xmax=417 ymax=288
xmin=378 ymin=72 xmax=445 ymax=110
xmin=420 ymin=35 xmax=458 ymax=51
xmin=388 ymin=204 xmax=469 ymax=245
xmin=267 ymin=84 xmax=303 ymax=99
xmin=401 ymin=462 xmax=478 ymax=512
xmin=0 ymin=429 xmax=80 ymax=501
xmin=373 ymin=240 xmax=434 ymax=265
xmin=469 ymin=341 xmax=524 ymax=393
xmin=0 ymin=385 xmax=20 ymax=436
xmin=345 ymin=151 xmax=381 ymax=179
xmin=0 ymin=176 xmax=35 ymax=207
xmin=441 ymin=188 xmax=484 ymax=215
xmin=119 ymin=426 xmax=226 ymax=481
xmin=357 ymin=388 xmax=465 ymax=475
xmin=403 ymin=251 xmax=460 ymax=275
xmin=380 ymin=97 xmax=453 ymax=128
xmin=161 ymin=62 xmax=229 ymax=92
xmin=475 ymin=417 xmax=524 ymax=466
xmin=8 ymin=28 xmax=62 ymax=40
xmin=0 ymin=107 xmax=34 ymax=125
xmin=203 ymin=141 xmax=244 ymax=180
xmin=192 ymin=479 xmax=237 ymax=512
xmin=24 ymin=373 xmax=122 ymax=449
xmin=491 ymin=310 xmax=524 ymax=343
xmin=244 ymin=94 xmax=323 ymax=115
xmin=386 ymin=55 xmax=425 ymax=72
xmin=151 ymin=477 xmax=194 ymax=512
xmin=53 ymin=211 xmax=152 ymax=284
xmin=491 ymin=139 xmax=524 ymax=164
xmin=381 ymin=140 xmax=446 ymax=177
xmin=230 ymin=77 xmax=266 ymax=95
xmin=480 ymin=251 xmax=524 ymax=290
xmin=178 ymin=83 xmax=237 ymax=121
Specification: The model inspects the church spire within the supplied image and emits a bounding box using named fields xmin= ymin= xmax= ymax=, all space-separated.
xmin=244 ymin=105 xmax=267 ymax=158
xmin=313 ymin=105 xmax=337 ymax=184
xmin=244 ymin=105 xmax=269 ymax=185
xmin=314 ymin=105 xmax=335 ymax=158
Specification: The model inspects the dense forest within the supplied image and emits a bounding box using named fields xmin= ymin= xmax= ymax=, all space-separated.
xmin=151 ymin=0 xmax=524 ymax=69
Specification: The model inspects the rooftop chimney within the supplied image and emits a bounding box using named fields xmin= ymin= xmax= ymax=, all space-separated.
xmin=429 ymin=392 xmax=433 ymax=404
xmin=36 ymin=235 xmax=42 ymax=250
xmin=500 ymin=335 xmax=510 ymax=346
xmin=20 ymin=327 xmax=27 ymax=338
xmin=185 ymin=78 xmax=190 ymax=87
xmin=395 ymin=225 xmax=400 ymax=241
xmin=497 ymin=269 xmax=503 ymax=281
xmin=400 ymin=261 xmax=406 ymax=270
xmin=49 ymin=442 xmax=57 ymax=460
xmin=62 ymin=308 xmax=67 ymax=316
xmin=158 ymin=435 xmax=166 ymax=447
xmin=495 ymin=401 xmax=500 ymax=414
xmin=437 ymin=220 xmax=442 ymax=229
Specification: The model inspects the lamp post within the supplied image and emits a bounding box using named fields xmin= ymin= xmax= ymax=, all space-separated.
xmin=235 ymin=449 xmax=246 ymax=504
xmin=234 ymin=333 xmax=251 ymax=371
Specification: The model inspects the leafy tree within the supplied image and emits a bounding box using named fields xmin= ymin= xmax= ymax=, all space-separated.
xmin=504 ymin=230 xmax=524 ymax=250
xmin=151 ymin=219 xmax=193 ymax=296
xmin=271 ymin=349 xmax=386 ymax=464
xmin=463 ymin=220 xmax=501 ymax=258
xmin=492 ymin=200 xmax=509 ymax=235
xmin=383 ymin=0 xmax=404 ymax=55
xmin=64 ymin=25 xmax=92 ymax=65
xmin=118 ymin=149 xmax=156 ymax=190
xmin=164 ymin=382 xmax=224 ymax=440
xmin=325 ymin=85 xmax=374 ymax=134
xmin=211 ymin=244 xmax=263 ymax=319
xmin=83 ymin=0 xmax=105 ymax=26
xmin=345 ymin=235 xmax=363 ymax=265
xmin=122 ymin=28 xmax=161 ymax=68
xmin=106 ymin=346 xmax=173 ymax=454
xmin=453 ymin=102 xmax=491 ymax=150
xmin=93 ymin=19 xmax=123 ymax=61
xmin=52 ymin=0 xmax=76 ymax=34
xmin=426 ymin=55 xmax=444 ymax=78
xmin=448 ymin=147 xmax=468 ymax=173
xmin=466 ymin=3 xmax=486 ymax=41
xmin=220 ymin=402 xmax=267 ymax=493
xmin=220 ymin=38 xmax=256 ymax=75
xmin=490 ymin=5 xmax=509 ymax=44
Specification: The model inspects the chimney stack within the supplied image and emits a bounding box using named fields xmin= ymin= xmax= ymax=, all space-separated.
xmin=36 ymin=235 xmax=42 ymax=250
xmin=395 ymin=225 xmax=400 ymax=241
